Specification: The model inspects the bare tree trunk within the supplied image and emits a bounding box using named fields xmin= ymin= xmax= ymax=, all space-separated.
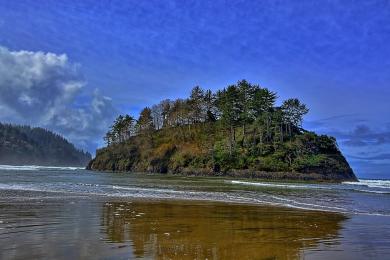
xmin=253 ymin=126 xmax=257 ymax=147
xmin=259 ymin=128 xmax=263 ymax=155
xmin=229 ymin=126 xmax=233 ymax=155
xmin=280 ymin=124 xmax=283 ymax=142
xmin=242 ymin=123 xmax=246 ymax=147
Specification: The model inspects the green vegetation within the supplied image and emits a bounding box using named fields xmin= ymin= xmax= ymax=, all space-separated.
xmin=89 ymin=80 xmax=357 ymax=181
xmin=0 ymin=123 xmax=91 ymax=166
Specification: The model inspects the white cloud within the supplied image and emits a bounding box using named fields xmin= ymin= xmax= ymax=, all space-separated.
xmin=0 ymin=46 xmax=117 ymax=152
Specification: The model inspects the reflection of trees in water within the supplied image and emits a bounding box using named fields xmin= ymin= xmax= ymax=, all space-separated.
xmin=101 ymin=200 xmax=347 ymax=259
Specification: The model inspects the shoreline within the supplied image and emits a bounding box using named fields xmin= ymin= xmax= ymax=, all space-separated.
xmin=87 ymin=167 xmax=359 ymax=183
xmin=3 ymin=175 xmax=389 ymax=217
xmin=4 ymin=180 xmax=390 ymax=218
xmin=0 ymin=186 xmax=346 ymax=215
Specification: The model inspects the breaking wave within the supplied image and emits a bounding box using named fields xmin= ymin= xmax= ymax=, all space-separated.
xmin=230 ymin=180 xmax=326 ymax=189
xmin=0 ymin=165 xmax=84 ymax=171
xmin=343 ymin=179 xmax=390 ymax=189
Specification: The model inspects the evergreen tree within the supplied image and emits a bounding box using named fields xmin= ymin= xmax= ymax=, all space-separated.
xmin=237 ymin=80 xmax=256 ymax=146
xmin=252 ymin=87 xmax=277 ymax=117
xmin=189 ymin=86 xmax=205 ymax=123
xmin=204 ymin=89 xmax=217 ymax=122
xmin=217 ymin=85 xmax=241 ymax=154
xmin=281 ymin=98 xmax=309 ymax=135
xmin=113 ymin=115 xmax=125 ymax=142
xmin=137 ymin=107 xmax=154 ymax=133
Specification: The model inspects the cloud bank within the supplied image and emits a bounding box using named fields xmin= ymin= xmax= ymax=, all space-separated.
xmin=0 ymin=46 xmax=116 ymax=152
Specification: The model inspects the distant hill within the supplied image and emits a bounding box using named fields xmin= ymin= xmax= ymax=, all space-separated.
xmin=0 ymin=123 xmax=91 ymax=166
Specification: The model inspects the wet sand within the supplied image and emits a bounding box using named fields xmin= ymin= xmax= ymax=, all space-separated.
xmin=1 ymin=193 xmax=389 ymax=259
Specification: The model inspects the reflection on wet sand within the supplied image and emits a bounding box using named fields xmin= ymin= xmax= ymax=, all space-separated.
xmin=102 ymin=201 xmax=347 ymax=259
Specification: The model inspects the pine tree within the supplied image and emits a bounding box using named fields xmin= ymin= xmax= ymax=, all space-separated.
xmin=281 ymin=98 xmax=309 ymax=135
xmin=137 ymin=107 xmax=154 ymax=134
xmin=189 ymin=86 xmax=205 ymax=123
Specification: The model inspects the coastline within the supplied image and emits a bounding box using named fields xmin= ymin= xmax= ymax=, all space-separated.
xmin=87 ymin=166 xmax=358 ymax=183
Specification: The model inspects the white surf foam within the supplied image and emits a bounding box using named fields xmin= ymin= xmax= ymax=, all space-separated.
xmin=343 ymin=179 xmax=390 ymax=190
xmin=231 ymin=179 xmax=390 ymax=194
xmin=1 ymin=181 xmax=389 ymax=216
xmin=0 ymin=183 xmax=44 ymax=192
xmin=230 ymin=180 xmax=325 ymax=190
xmin=0 ymin=165 xmax=84 ymax=171
xmin=349 ymin=188 xmax=390 ymax=194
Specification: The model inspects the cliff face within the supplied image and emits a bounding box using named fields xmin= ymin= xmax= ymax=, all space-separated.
xmin=0 ymin=123 xmax=91 ymax=166
xmin=88 ymin=124 xmax=357 ymax=182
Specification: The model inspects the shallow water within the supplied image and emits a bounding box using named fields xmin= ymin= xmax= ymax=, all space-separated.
xmin=0 ymin=166 xmax=390 ymax=259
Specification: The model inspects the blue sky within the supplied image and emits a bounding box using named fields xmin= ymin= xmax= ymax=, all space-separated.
xmin=0 ymin=0 xmax=389 ymax=178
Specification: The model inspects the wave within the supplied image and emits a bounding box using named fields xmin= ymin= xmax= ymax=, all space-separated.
xmin=0 ymin=165 xmax=85 ymax=171
xmin=231 ymin=180 xmax=390 ymax=195
xmin=112 ymin=185 xmax=187 ymax=194
xmin=343 ymin=179 xmax=390 ymax=190
xmin=0 ymin=182 xmax=325 ymax=207
xmin=349 ymin=188 xmax=390 ymax=194
xmin=1 ymin=182 xmax=390 ymax=216
xmin=265 ymin=194 xmax=346 ymax=211
xmin=230 ymin=180 xmax=326 ymax=190
xmin=0 ymin=183 xmax=45 ymax=192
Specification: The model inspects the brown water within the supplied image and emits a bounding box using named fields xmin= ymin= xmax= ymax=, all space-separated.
xmin=1 ymin=167 xmax=390 ymax=259
xmin=1 ymin=194 xmax=389 ymax=259
xmin=101 ymin=200 xmax=347 ymax=259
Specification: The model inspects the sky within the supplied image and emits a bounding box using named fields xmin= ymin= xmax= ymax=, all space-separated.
xmin=0 ymin=0 xmax=389 ymax=178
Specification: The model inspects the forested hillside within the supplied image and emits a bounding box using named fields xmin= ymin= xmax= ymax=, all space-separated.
xmin=88 ymin=80 xmax=357 ymax=181
xmin=0 ymin=123 xmax=91 ymax=166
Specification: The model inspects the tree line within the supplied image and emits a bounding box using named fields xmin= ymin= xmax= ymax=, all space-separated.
xmin=0 ymin=123 xmax=91 ymax=166
xmin=104 ymin=80 xmax=309 ymax=153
